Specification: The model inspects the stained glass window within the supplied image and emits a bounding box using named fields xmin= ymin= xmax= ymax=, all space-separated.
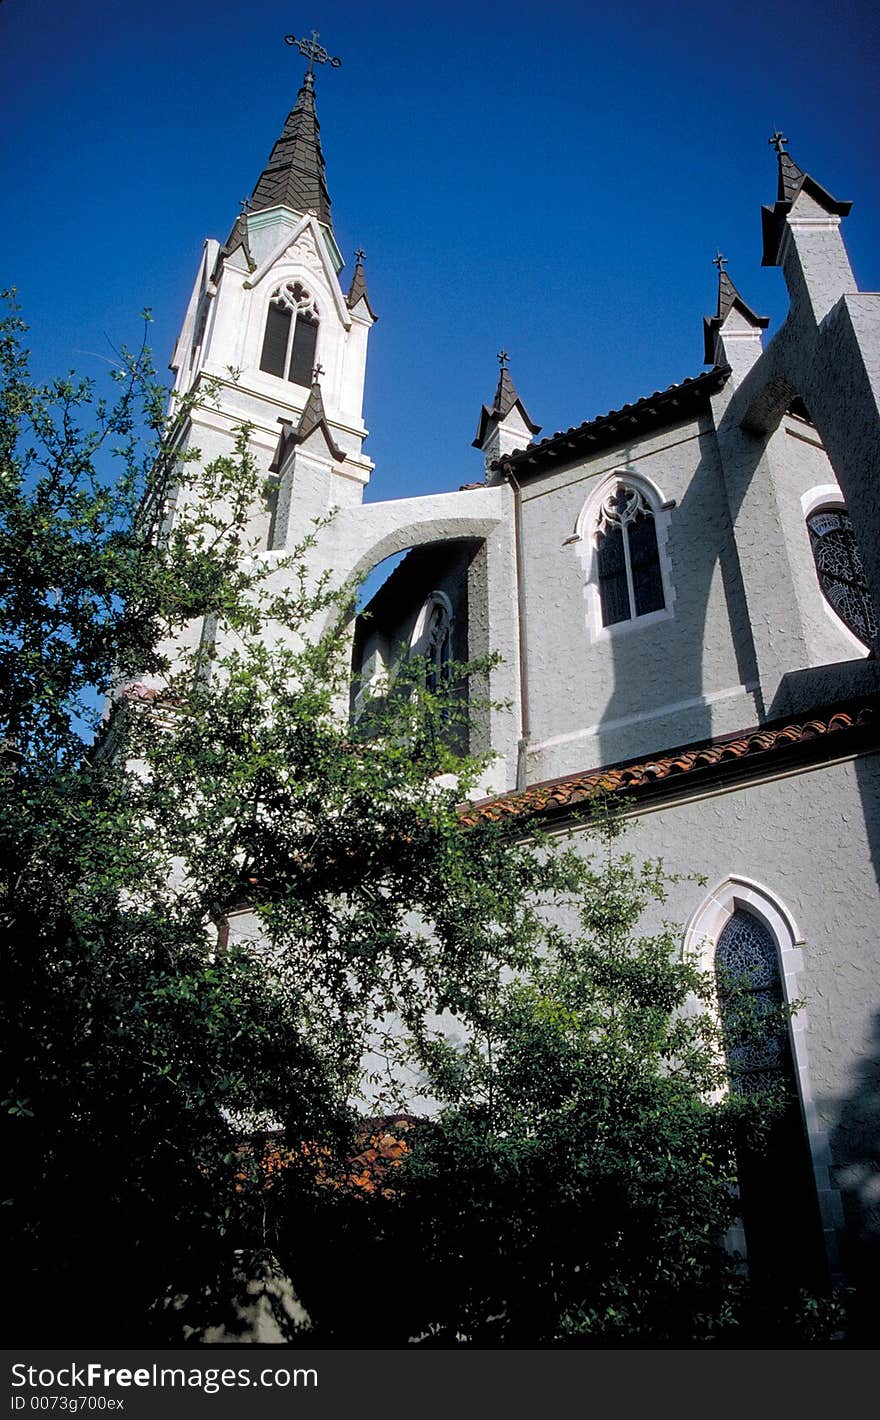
xmin=715 ymin=910 xmax=787 ymax=1094
xmin=714 ymin=908 xmax=827 ymax=1290
xmin=807 ymin=507 xmax=876 ymax=648
xmin=595 ymin=485 xmax=665 ymax=627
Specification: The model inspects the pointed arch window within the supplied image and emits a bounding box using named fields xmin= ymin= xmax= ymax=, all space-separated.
xmin=714 ymin=909 xmax=826 ymax=1291
xmin=807 ymin=506 xmax=876 ymax=649
xmin=595 ymin=485 xmax=665 ymax=627
xmin=259 ymin=281 xmax=320 ymax=386
xmin=715 ymin=910 xmax=789 ymax=1093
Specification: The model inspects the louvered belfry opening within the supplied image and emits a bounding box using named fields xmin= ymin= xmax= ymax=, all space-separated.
xmin=260 ymin=289 xmax=320 ymax=388
xmin=259 ymin=304 xmax=292 ymax=378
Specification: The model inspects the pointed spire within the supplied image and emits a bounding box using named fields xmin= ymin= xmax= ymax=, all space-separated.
xmin=473 ymin=353 xmax=540 ymax=451
xmin=346 ymin=249 xmax=378 ymax=320
xmin=703 ymin=254 xmax=768 ymax=365
xmin=761 ymin=133 xmax=852 ymax=266
xmin=491 ymin=351 xmax=521 ymax=418
xmin=268 ymin=365 xmax=344 ymax=474
xmin=297 ymin=365 xmax=344 ymax=459
xmin=297 ymin=364 xmax=328 ymax=437
xmin=250 ymin=71 xmax=333 ymax=226
xmin=219 ymin=198 xmax=256 ymax=271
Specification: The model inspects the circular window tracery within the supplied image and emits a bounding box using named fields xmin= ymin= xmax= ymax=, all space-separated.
xmin=270 ymin=280 xmax=320 ymax=320
xmin=807 ymin=506 xmax=876 ymax=648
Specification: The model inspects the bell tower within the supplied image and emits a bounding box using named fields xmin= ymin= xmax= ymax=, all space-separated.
xmin=168 ymin=31 xmax=377 ymax=550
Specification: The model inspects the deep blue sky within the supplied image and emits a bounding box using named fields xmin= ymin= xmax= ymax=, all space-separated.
xmin=3 ymin=0 xmax=878 ymax=504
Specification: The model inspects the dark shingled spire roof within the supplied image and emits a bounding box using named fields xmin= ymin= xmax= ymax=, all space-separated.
xmin=703 ymin=266 xmax=769 ymax=364
xmin=250 ymin=71 xmax=333 ymax=226
xmin=472 ymin=361 xmax=541 ymax=450
xmin=761 ymin=143 xmax=852 ymax=266
xmin=219 ymin=211 xmax=256 ymax=272
xmin=492 ymin=365 xmax=520 ymax=419
xmin=346 ymin=252 xmax=377 ymax=320
xmin=777 ymin=150 xmax=806 ymax=204
xmin=268 ymin=371 xmax=344 ymax=473
xmin=297 ymin=375 xmax=335 ymax=444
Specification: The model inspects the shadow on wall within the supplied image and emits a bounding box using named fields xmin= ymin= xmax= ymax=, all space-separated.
xmin=594 ymin=427 xmax=762 ymax=773
xmin=827 ymin=1007 xmax=880 ymax=1343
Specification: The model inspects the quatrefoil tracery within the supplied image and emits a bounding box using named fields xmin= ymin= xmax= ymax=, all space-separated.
xmin=270 ymin=281 xmax=319 ymax=320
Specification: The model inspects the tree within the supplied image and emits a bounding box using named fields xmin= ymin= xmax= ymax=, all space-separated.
xmin=0 ymin=295 xmax=834 ymax=1346
xmin=0 ymin=296 xmax=589 ymax=1342
xmin=271 ymin=821 xmax=796 ymax=1347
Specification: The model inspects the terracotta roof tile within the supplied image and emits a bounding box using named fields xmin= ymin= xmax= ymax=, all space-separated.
xmin=459 ymin=700 xmax=877 ymax=827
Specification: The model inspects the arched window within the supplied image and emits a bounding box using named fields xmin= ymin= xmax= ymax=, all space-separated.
xmin=595 ymin=485 xmax=665 ymax=627
xmin=715 ymin=910 xmax=789 ymax=1095
xmin=259 ymin=281 xmax=320 ymax=386
xmin=714 ymin=909 xmax=826 ymax=1292
xmin=807 ymin=507 xmax=876 ymax=649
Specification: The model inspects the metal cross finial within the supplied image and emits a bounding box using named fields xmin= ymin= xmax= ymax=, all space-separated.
xmin=769 ymin=131 xmax=789 ymax=155
xmin=312 ymin=362 xmax=325 ymax=383
xmin=713 ymin=251 xmax=728 ymax=272
xmin=497 ymin=350 xmax=509 ymax=368
xmin=354 ymin=248 xmax=366 ymax=264
xmin=285 ymin=29 xmax=342 ymax=76
xmin=239 ymin=196 xmax=253 ymax=215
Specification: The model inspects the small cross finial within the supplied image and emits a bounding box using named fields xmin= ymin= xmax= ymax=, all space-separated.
xmin=312 ymin=362 xmax=325 ymax=383
xmin=769 ymin=131 xmax=789 ymax=155
xmin=354 ymin=248 xmax=366 ymax=264
xmin=713 ymin=251 xmax=728 ymax=272
xmin=239 ymin=196 xmax=253 ymax=216
xmin=285 ymin=29 xmax=342 ymax=77
xmin=497 ymin=350 xmax=509 ymax=368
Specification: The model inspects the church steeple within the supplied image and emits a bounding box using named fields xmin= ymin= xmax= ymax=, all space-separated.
xmin=249 ymin=70 xmax=333 ymax=226
xmin=346 ymin=249 xmax=377 ymax=320
xmin=761 ymin=132 xmax=852 ymax=269
xmin=169 ymin=27 xmax=376 ymax=553
xmin=760 ymin=132 xmax=855 ymax=324
xmin=703 ymin=253 xmax=768 ymax=372
xmin=473 ymin=353 xmax=540 ymax=471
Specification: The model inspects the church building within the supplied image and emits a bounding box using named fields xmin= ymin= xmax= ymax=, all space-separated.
xmin=166 ymin=37 xmax=880 ymax=1314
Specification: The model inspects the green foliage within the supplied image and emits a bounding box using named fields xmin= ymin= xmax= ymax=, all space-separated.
xmin=0 ymin=296 xmax=610 ymax=1340
xmin=277 ymin=822 xmax=746 ymax=1345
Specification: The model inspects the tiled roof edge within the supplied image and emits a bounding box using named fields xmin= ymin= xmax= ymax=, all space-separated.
xmin=490 ymin=366 xmax=731 ymax=476
xmin=459 ymin=697 xmax=878 ymax=826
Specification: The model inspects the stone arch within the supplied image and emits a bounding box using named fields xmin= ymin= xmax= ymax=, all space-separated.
xmin=740 ymin=371 xmax=800 ymax=438
xmin=328 ymin=487 xmax=520 ymax=791
xmin=729 ymin=280 xmax=880 ymax=658
xmin=340 ymin=510 xmax=508 ymax=595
